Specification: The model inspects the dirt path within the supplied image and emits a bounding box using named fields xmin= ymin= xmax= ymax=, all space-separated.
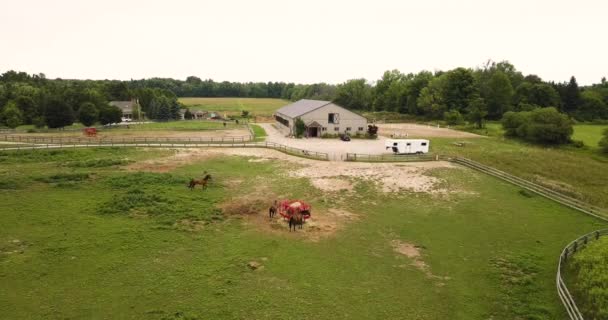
xmin=377 ymin=123 xmax=481 ymax=139
xmin=259 ymin=123 xmax=387 ymax=160
xmin=259 ymin=123 xmax=479 ymax=161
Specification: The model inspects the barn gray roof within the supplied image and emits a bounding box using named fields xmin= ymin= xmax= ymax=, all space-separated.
xmin=275 ymin=99 xmax=332 ymax=118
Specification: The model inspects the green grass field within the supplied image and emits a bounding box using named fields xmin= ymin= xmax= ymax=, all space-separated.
xmin=179 ymin=97 xmax=289 ymax=117
xmin=1 ymin=148 xmax=606 ymax=319
xmin=572 ymin=124 xmax=608 ymax=148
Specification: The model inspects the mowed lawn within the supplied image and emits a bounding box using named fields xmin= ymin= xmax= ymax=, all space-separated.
xmin=179 ymin=97 xmax=289 ymax=117
xmin=1 ymin=148 xmax=606 ymax=319
xmin=572 ymin=124 xmax=608 ymax=148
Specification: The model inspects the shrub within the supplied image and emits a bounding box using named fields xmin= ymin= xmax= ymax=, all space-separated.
xmin=443 ymin=110 xmax=464 ymax=125
xmin=501 ymin=107 xmax=573 ymax=144
xmin=570 ymin=140 xmax=585 ymax=148
xmin=294 ymin=118 xmax=305 ymax=138
xmin=600 ymin=129 xmax=608 ymax=154
xmin=367 ymin=124 xmax=378 ymax=137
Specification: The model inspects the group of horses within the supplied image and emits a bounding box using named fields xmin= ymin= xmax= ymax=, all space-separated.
xmin=269 ymin=200 xmax=306 ymax=232
xmin=188 ymin=174 xmax=306 ymax=232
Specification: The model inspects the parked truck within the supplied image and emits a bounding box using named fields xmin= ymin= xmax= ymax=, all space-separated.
xmin=385 ymin=139 xmax=430 ymax=154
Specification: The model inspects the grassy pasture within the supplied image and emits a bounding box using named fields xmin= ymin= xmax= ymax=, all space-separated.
xmin=179 ymin=97 xmax=289 ymax=117
xmin=430 ymin=136 xmax=608 ymax=208
xmin=1 ymin=147 xmax=606 ymax=319
xmin=572 ymin=124 xmax=608 ymax=148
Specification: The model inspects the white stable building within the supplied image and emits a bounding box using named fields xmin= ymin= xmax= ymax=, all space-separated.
xmin=274 ymin=99 xmax=368 ymax=137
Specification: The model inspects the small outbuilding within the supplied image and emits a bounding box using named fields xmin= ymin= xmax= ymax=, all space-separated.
xmin=274 ymin=99 xmax=368 ymax=137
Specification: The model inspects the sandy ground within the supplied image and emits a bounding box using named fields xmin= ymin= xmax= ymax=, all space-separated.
xmin=129 ymin=147 xmax=456 ymax=194
xmin=377 ymin=123 xmax=481 ymax=139
xmin=259 ymin=123 xmax=479 ymax=160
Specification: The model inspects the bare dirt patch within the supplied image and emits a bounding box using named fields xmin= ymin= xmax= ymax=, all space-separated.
xmin=198 ymin=148 xmax=458 ymax=194
xmin=377 ymin=123 xmax=481 ymax=139
xmin=310 ymin=177 xmax=353 ymax=192
xmin=291 ymin=161 xmax=454 ymax=194
xmin=391 ymin=240 xmax=450 ymax=285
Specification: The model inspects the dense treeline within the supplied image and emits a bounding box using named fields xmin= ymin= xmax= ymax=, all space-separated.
xmin=334 ymin=61 xmax=608 ymax=125
xmin=1 ymin=60 xmax=607 ymax=129
xmin=0 ymin=71 xmax=182 ymax=128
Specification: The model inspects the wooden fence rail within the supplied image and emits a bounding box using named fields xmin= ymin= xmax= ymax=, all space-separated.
xmin=0 ymin=141 xmax=329 ymax=161
xmin=451 ymin=157 xmax=608 ymax=221
xmin=556 ymin=229 xmax=608 ymax=320
xmin=345 ymin=153 xmax=449 ymax=162
xmin=0 ymin=134 xmax=254 ymax=145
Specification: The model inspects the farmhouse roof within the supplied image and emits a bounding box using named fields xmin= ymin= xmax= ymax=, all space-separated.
xmin=275 ymin=99 xmax=332 ymax=118
xmin=109 ymin=100 xmax=137 ymax=112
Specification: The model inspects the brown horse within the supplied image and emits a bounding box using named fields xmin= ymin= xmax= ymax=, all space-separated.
xmin=289 ymin=208 xmax=303 ymax=232
xmin=269 ymin=200 xmax=278 ymax=219
xmin=188 ymin=174 xmax=212 ymax=190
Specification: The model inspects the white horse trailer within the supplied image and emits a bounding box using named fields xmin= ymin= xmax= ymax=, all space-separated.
xmin=385 ymin=139 xmax=430 ymax=154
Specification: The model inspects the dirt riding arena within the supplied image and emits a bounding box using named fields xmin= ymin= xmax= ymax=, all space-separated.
xmin=377 ymin=123 xmax=481 ymax=138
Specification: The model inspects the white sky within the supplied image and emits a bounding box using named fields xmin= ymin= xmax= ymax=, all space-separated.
xmin=1 ymin=0 xmax=606 ymax=85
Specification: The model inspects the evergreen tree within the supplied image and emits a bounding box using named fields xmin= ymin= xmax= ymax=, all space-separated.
xmin=563 ymin=76 xmax=582 ymax=113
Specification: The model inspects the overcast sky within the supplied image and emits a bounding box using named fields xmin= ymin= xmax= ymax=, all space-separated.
xmin=1 ymin=0 xmax=606 ymax=85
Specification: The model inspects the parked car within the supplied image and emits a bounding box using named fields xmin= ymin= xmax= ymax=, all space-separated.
xmin=340 ymin=134 xmax=351 ymax=142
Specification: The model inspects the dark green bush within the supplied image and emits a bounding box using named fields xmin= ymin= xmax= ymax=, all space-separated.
xmin=501 ymin=107 xmax=573 ymax=144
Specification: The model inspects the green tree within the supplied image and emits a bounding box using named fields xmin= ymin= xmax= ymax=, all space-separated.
xmin=45 ymin=97 xmax=74 ymax=128
xmin=373 ymin=70 xmax=407 ymax=112
xmin=576 ymin=91 xmax=608 ymax=121
xmin=418 ymin=75 xmax=448 ymax=119
xmin=241 ymin=110 xmax=250 ymax=118
xmin=444 ymin=68 xmax=478 ymax=113
xmin=334 ymin=79 xmax=372 ymax=110
xmin=77 ymin=102 xmax=99 ymax=127
xmin=466 ymin=96 xmax=488 ymax=129
xmin=406 ymin=71 xmax=434 ymax=115
xmin=515 ymin=82 xmax=560 ymax=107
xmin=98 ymin=105 xmax=122 ymax=125
xmin=1 ymin=101 xmax=23 ymax=128
xmin=485 ymin=71 xmax=514 ymax=119
xmin=14 ymin=95 xmax=38 ymax=124
xmin=294 ymin=118 xmax=305 ymax=137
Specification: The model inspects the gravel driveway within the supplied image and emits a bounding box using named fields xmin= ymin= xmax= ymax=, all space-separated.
xmin=258 ymin=123 xmax=388 ymax=161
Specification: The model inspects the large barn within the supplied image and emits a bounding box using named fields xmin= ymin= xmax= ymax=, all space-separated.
xmin=274 ymin=99 xmax=368 ymax=137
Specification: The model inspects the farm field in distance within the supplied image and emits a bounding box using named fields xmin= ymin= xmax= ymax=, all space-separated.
xmin=179 ymin=97 xmax=289 ymax=118
xmin=1 ymin=147 xmax=606 ymax=319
